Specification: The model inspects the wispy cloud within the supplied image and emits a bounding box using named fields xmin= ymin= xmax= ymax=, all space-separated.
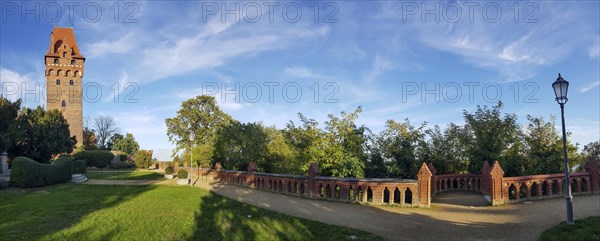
xmin=580 ymin=81 xmax=600 ymax=93
xmin=376 ymin=1 xmax=596 ymax=82
xmin=284 ymin=66 xmax=327 ymax=79
xmin=86 ymin=33 xmax=137 ymax=58
xmin=363 ymin=55 xmax=393 ymax=83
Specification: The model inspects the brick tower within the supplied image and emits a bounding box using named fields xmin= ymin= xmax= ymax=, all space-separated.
xmin=44 ymin=27 xmax=84 ymax=147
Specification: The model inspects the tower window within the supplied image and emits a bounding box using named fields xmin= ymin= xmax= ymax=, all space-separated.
xmin=54 ymin=59 xmax=59 ymax=64
xmin=63 ymin=52 xmax=66 ymax=57
xmin=70 ymin=80 xmax=74 ymax=85
xmin=56 ymin=79 xmax=60 ymax=85
xmin=61 ymin=100 xmax=66 ymax=107
xmin=71 ymin=60 xmax=76 ymax=65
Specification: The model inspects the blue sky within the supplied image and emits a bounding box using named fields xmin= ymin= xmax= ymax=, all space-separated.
xmin=1 ymin=1 xmax=599 ymax=161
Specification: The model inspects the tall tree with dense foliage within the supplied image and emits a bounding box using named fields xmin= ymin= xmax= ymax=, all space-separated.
xmin=463 ymin=102 xmax=519 ymax=173
xmin=321 ymin=107 xmax=367 ymax=177
xmin=112 ymin=133 xmax=140 ymax=155
xmin=213 ymin=122 xmax=268 ymax=171
xmin=264 ymin=126 xmax=298 ymax=174
xmin=426 ymin=123 xmax=470 ymax=174
xmin=582 ymin=141 xmax=600 ymax=165
xmin=11 ymin=107 xmax=76 ymax=163
xmin=378 ymin=119 xmax=427 ymax=179
xmin=93 ymin=115 xmax=119 ymax=149
xmin=0 ymin=97 xmax=22 ymax=154
xmin=284 ymin=113 xmax=328 ymax=174
xmin=165 ymin=95 xmax=232 ymax=160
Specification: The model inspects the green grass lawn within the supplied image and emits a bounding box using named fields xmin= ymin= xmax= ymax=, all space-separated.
xmin=538 ymin=216 xmax=600 ymax=241
xmin=86 ymin=169 xmax=164 ymax=180
xmin=0 ymin=184 xmax=383 ymax=241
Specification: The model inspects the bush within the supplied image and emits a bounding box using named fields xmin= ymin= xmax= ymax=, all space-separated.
xmin=73 ymin=160 xmax=86 ymax=174
xmin=10 ymin=156 xmax=73 ymax=188
xmin=133 ymin=150 xmax=153 ymax=168
xmin=165 ymin=166 xmax=174 ymax=174
xmin=177 ymin=169 xmax=188 ymax=179
xmin=119 ymin=154 xmax=128 ymax=163
xmin=74 ymin=150 xmax=114 ymax=168
xmin=53 ymin=155 xmax=74 ymax=163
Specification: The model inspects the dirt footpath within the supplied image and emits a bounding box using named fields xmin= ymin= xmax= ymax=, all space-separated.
xmin=194 ymin=180 xmax=600 ymax=241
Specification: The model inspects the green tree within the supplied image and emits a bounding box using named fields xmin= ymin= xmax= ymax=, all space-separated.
xmin=582 ymin=141 xmax=600 ymax=165
xmin=378 ymin=119 xmax=427 ymax=179
xmin=11 ymin=107 xmax=76 ymax=163
xmin=264 ymin=126 xmax=298 ymax=174
xmin=321 ymin=107 xmax=366 ymax=177
xmin=112 ymin=133 xmax=140 ymax=155
xmin=363 ymin=130 xmax=387 ymax=178
xmin=0 ymin=97 xmax=23 ymax=154
xmin=213 ymin=121 xmax=268 ymax=171
xmin=426 ymin=123 xmax=470 ymax=174
xmin=284 ymin=113 xmax=327 ymax=173
xmin=165 ymin=95 xmax=232 ymax=159
xmin=133 ymin=150 xmax=153 ymax=168
xmin=106 ymin=133 xmax=123 ymax=150
xmin=463 ymin=102 xmax=519 ymax=173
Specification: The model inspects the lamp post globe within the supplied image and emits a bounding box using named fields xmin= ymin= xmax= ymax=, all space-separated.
xmin=552 ymin=73 xmax=573 ymax=225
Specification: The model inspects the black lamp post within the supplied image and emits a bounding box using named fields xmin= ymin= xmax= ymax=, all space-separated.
xmin=552 ymin=73 xmax=574 ymax=225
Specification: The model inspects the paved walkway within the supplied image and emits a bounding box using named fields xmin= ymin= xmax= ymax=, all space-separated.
xmin=86 ymin=178 xmax=600 ymax=241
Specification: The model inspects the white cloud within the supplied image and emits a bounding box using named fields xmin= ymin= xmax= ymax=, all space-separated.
xmin=284 ymin=66 xmax=327 ymax=79
xmin=0 ymin=67 xmax=43 ymax=105
xmin=580 ymin=81 xmax=600 ymax=93
xmin=363 ymin=55 xmax=393 ymax=83
xmin=86 ymin=33 xmax=136 ymax=58
xmin=375 ymin=1 xmax=596 ymax=82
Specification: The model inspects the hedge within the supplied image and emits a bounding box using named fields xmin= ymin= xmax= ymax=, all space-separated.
xmin=10 ymin=156 xmax=73 ymax=188
xmin=165 ymin=166 xmax=174 ymax=174
xmin=74 ymin=150 xmax=114 ymax=168
xmin=73 ymin=160 xmax=86 ymax=174
xmin=177 ymin=169 xmax=188 ymax=179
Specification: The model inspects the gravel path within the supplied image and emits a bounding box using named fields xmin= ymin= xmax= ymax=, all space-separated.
xmin=86 ymin=178 xmax=600 ymax=241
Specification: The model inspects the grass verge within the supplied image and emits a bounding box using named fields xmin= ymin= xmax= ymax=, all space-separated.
xmin=0 ymin=184 xmax=383 ymax=241
xmin=538 ymin=216 xmax=600 ymax=241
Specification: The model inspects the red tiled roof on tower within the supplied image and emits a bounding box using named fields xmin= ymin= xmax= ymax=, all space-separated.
xmin=45 ymin=27 xmax=84 ymax=58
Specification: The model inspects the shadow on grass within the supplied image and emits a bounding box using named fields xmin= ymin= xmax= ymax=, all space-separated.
xmin=87 ymin=170 xmax=164 ymax=180
xmin=0 ymin=184 xmax=155 ymax=241
xmin=192 ymin=191 xmax=384 ymax=241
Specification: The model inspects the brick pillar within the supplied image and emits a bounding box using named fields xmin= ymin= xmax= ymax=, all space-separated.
xmin=340 ymin=185 xmax=349 ymax=201
xmin=373 ymin=186 xmax=383 ymax=204
xmin=417 ymin=162 xmax=433 ymax=208
xmin=481 ymin=160 xmax=491 ymax=195
xmin=584 ymin=160 xmax=600 ymax=193
xmin=428 ymin=162 xmax=436 ymax=195
xmin=526 ymin=184 xmax=532 ymax=199
xmin=307 ymin=163 xmax=319 ymax=198
xmin=247 ymin=162 xmax=256 ymax=187
xmin=489 ymin=160 xmax=505 ymax=205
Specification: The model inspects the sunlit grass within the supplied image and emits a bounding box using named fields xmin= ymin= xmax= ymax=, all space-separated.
xmin=0 ymin=184 xmax=383 ymax=241
xmin=86 ymin=169 xmax=164 ymax=180
xmin=538 ymin=216 xmax=600 ymax=241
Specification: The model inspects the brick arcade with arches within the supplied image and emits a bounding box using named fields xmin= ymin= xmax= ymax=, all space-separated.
xmin=165 ymin=159 xmax=600 ymax=207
